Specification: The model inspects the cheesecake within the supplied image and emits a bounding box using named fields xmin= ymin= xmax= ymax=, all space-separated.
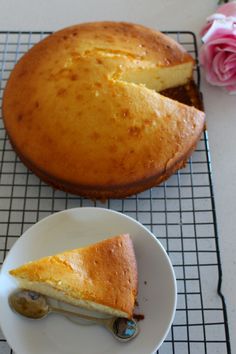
xmin=9 ymin=234 xmax=138 ymax=319
xmin=2 ymin=21 xmax=205 ymax=199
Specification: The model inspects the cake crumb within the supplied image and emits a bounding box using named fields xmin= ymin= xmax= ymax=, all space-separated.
xmin=133 ymin=313 xmax=145 ymax=321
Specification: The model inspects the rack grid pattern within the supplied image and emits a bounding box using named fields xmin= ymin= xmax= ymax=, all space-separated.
xmin=0 ymin=30 xmax=231 ymax=354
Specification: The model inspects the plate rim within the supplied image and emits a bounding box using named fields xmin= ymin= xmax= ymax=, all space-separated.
xmin=0 ymin=207 xmax=177 ymax=354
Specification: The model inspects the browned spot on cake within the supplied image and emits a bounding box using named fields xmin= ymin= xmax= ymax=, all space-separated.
xmin=128 ymin=126 xmax=141 ymax=137
xmin=70 ymin=74 xmax=78 ymax=81
xmin=144 ymin=119 xmax=153 ymax=126
xmin=17 ymin=70 xmax=27 ymax=78
xmin=95 ymin=82 xmax=102 ymax=88
xmin=57 ymin=88 xmax=67 ymax=96
xmin=70 ymin=51 xmax=79 ymax=57
xmin=17 ymin=113 xmax=23 ymax=122
xmin=96 ymin=58 xmax=103 ymax=65
xmin=48 ymin=68 xmax=71 ymax=81
xmin=146 ymin=159 xmax=155 ymax=169
xmin=34 ymin=101 xmax=39 ymax=108
xmin=59 ymin=68 xmax=72 ymax=75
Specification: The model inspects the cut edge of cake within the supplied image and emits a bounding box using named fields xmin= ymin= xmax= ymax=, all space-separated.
xmin=10 ymin=278 xmax=129 ymax=318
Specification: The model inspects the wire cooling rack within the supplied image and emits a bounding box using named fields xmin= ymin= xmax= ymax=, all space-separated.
xmin=0 ymin=30 xmax=232 ymax=354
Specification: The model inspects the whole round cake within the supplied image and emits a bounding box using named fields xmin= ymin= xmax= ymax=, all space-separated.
xmin=2 ymin=22 xmax=205 ymax=199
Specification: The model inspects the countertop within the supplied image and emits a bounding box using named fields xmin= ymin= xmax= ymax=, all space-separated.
xmin=0 ymin=0 xmax=235 ymax=352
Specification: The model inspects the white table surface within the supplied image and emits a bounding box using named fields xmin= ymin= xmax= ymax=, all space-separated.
xmin=0 ymin=0 xmax=235 ymax=352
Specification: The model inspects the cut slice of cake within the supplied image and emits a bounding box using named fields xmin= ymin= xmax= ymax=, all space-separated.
xmin=9 ymin=234 xmax=138 ymax=319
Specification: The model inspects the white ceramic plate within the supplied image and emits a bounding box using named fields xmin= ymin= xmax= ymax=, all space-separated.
xmin=0 ymin=207 xmax=176 ymax=354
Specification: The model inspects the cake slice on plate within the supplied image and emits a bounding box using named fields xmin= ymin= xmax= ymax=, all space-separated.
xmin=9 ymin=234 xmax=138 ymax=319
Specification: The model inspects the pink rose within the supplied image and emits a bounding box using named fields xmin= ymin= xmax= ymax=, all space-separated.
xmin=199 ymin=1 xmax=236 ymax=93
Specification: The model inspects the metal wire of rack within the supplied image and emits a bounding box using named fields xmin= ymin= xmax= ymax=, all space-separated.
xmin=0 ymin=30 xmax=231 ymax=354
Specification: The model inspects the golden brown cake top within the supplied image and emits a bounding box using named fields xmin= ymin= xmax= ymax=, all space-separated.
xmin=2 ymin=22 xmax=204 ymax=197
xmin=52 ymin=22 xmax=193 ymax=66
xmin=9 ymin=234 xmax=138 ymax=318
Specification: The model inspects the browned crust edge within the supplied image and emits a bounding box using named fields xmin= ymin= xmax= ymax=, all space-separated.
xmin=7 ymin=123 xmax=204 ymax=200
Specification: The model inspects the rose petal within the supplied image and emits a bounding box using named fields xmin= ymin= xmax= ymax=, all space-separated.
xmin=225 ymin=53 xmax=236 ymax=66
xmin=209 ymin=58 xmax=236 ymax=85
xmin=200 ymin=2 xmax=236 ymax=39
xmin=207 ymin=14 xmax=227 ymax=22
xmin=202 ymin=19 xmax=236 ymax=43
xmin=200 ymin=42 xmax=236 ymax=88
xmin=201 ymin=34 xmax=236 ymax=54
xmin=217 ymin=1 xmax=236 ymax=18
xmin=200 ymin=22 xmax=212 ymax=38
xmin=219 ymin=43 xmax=236 ymax=52
xmin=209 ymin=32 xmax=236 ymax=44
xmin=213 ymin=51 xmax=232 ymax=81
xmin=224 ymin=60 xmax=236 ymax=72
